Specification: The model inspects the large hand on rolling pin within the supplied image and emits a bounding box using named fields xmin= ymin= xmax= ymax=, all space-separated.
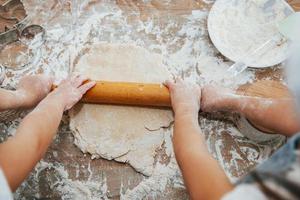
xmin=54 ymin=81 xmax=172 ymax=108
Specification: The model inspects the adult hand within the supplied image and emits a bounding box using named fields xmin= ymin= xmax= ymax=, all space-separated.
xmin=165 ymin=78 xmax=201 ymax=117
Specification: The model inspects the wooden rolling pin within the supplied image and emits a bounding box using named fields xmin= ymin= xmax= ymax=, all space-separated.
xmin=53 ymin=80 xmax=291 ymax=108
xmin=53 ymin=81 xmax=171 ymax=107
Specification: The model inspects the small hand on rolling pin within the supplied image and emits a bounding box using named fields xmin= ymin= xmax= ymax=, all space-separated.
xmin=165 ymin=78 xmax=201 ymax=118
xmin=51 ymin=76 xmax=202 ymax=112
xmin=50 ymin=75 xmax=96 ymax=111
xmin=52 ymin=80 xmax=172 ymax=108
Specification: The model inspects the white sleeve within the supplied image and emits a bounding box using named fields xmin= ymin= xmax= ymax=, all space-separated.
xmin=221 ymin=184 xmax=268 ymax=200
xmin=0 ymin=168 xmax=13 ymax=200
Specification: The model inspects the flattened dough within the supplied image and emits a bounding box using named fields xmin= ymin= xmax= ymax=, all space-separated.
xmin=69 ymin=44 xmax=173 ymax=176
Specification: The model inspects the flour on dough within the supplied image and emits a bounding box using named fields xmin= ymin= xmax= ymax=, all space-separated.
xmin=69 ymin=44 xmax=173 ymax=176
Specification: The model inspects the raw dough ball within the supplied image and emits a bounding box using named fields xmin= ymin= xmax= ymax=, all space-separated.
xmin=69 ymin=43 xmax=173 ymax=176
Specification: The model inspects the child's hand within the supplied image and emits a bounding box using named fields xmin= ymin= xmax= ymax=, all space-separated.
xmin=165 ymin=78 xmax=201 ymax=117
xmin=16 ymin=75 xmax=54 ymax=108
xmin=201 ymin=85 xmax=234 ymax=112
xmin=50 ymin=74 xmax=96 ymax=111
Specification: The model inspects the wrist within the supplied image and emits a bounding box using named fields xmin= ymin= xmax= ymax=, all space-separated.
xmin=35 ymin=95 xmax=65 ymax=115
xmin=174 ymin=109 xmax=199 ymax=123
xmin=215 ymin=94 xmax=241 ymax=112
xmin=174 ymin=102 xmax=200 ymax=116
xmin=46 ymin=91 xmax=67 ymax=111
xmin=225 ymin=94 xmax=248 ymax=112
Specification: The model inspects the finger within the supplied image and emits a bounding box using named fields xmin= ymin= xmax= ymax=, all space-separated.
xmin=164 ymin=80 xmax=178 ymax=103
xmin=73 ymin=75 xmax=90 ymax=88
xmin=70 ymin=73 xmax=81 ymax=85
xmin=164 ymin=80 xmax=175 ymax=90
xmin=70 ymin=72 xmax=80 ymax=78
xmin=78 ymin=81 xmax=96 ymax=95
xmin=59 ymin=78 xmax=68 ymax=85
xmin=175 ymin=77 xmax=183 ymax=84
xmin=68 ymin=73 xmax=82 ymax=84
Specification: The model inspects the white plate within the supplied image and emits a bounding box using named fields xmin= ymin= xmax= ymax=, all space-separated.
xmin=208 ymin=0 xmax=293 ymax=68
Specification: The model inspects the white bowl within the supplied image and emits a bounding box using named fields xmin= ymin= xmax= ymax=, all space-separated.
xmin=208 ymin=0 xmax=293 ymax=68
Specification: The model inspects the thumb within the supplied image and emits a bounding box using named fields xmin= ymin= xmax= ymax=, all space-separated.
xmin=164 ymin=80 xmax=175 ymax=91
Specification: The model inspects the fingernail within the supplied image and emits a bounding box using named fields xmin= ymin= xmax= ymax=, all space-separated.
xmin=164 ymin=80 xmax=172 ymax=86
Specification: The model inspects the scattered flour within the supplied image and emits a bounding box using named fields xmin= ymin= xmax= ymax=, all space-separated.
xmin=120 ymin=133 xmax=184 ymax=200
xmin=14 ymin=161 xmax=109 ymax=200
xmin=0 ymin=0 xmax=286 ymax=199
